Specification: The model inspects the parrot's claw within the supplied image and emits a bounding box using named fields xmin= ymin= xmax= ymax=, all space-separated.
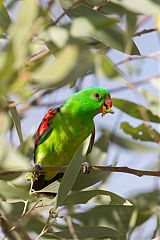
xmin=81 ymin=162 xmax=90 ymax=174
xmin=34 ymin=164 xmax=42 ymax=175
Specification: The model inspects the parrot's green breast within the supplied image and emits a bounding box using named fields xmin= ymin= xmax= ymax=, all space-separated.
xmin=35 ymin=112 xmax=94 ymax=180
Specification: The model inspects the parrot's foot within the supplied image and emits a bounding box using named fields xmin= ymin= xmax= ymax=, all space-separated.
xmin=81 ymin=162 xmax=90 ymax=174
xmin=34 ymin=164 xmax=42 ymax=175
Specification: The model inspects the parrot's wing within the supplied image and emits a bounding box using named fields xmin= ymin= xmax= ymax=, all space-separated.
xmin=86 ymin=126 xmax=95 ymax=155
xmin=34 ymin=107 xmax=61 ymax=151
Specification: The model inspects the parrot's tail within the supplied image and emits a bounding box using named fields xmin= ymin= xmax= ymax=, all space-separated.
xmin=32 ymin=172 xmax=64 ymax=193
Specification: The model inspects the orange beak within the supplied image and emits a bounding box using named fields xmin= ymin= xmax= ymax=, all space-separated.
xmin=100 ymin=96 xmax=114 ymax=115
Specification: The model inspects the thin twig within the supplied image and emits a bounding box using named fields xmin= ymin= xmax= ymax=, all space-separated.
xmin=1 ymin=165 xmax=160 ymax=177
xmin=133 ymin=28 xmax=157 ymax=37
xmin=66 ymin=215 xmax=79 ymax=240
xmin=53 ymin=0 xmax=83 ymax=25
xmin=116 ymin=51 xmax=160 ymax=66
xmin=110 ymin=73 xmax=160 ymax=93
xmin=26 ymin=48 xmax=50 ymax=64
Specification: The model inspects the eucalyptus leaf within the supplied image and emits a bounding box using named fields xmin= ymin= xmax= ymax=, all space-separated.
xmin=0 ymin=180 xmax=34 ymax=201
xmin=110 ymin=0 xmax=160 ymax=14
xmin=56 ymin=144 xmax=85 ymax=207
xmin=68 ymin=4 xmax=140 ymax=55
xmin=9 ymin=106 xmax=23 ymax=145
xmin=129 ymin=190 xmax=160 ymax=228
xmin=32 ymin=45 xmax=93 ymax=88
xmin=95 ymin=54 xmax=121 ymax=79
xmin=72 ymin=140 xmax=109 ymax=191
xmin=121 ymin=122 xmax=160 ymax=143
xmin=0 ymin=2 xmax=11 ymax=31
xmin=36 ymin=181 xmax=60 ymax=194
xmin=0 ymin=138 xmax=31 ymax=180
xmin=9 ymin=0 xmax=38 ymax=68
xmin=73 ymin=205 xmax=133 ymax=234
xmin=100 ymin=2 xmax=134 ymax=15
xmin=52 ymin=226 xmax=120 ymax=239
xmin=101 ymin=129 xmax=155 ymax=152
xmin=63 ymin=190 xmax=130 ymax=206
xmin=113 ymin=98 xmax=160 ymax=123
xmin=141 ymin=89 xmax=160 ymax=116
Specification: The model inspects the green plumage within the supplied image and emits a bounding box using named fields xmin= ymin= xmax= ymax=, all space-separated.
xmin=33 ymin=87 xmax=112 ymax=189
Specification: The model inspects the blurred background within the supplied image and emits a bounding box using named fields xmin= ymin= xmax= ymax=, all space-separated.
xmin=0 ymin=1 xmax=160 ymax=239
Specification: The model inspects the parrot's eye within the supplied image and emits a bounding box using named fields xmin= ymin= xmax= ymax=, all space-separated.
xmin=93 ymin=93 xmax=101 ymax=100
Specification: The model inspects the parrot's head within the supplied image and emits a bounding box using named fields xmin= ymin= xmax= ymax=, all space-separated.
xmin=65 ymin=87 xmax=114 ymax=118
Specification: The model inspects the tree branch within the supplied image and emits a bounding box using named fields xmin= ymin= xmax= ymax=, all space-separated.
xmin=133 ymin=28 xmax=157 ymax=37
xmin=1 ymin=165 xmax=160 ymax=177
xmin=110 ymin=73 xmax=160 ymax=93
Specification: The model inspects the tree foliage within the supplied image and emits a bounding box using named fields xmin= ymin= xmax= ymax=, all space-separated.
xmin=0 ymin=0 xmax=160 ymax=239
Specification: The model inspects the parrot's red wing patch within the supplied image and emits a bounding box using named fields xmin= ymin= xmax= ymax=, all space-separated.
xmin=34 ymin=108 xmax=60 ymax=147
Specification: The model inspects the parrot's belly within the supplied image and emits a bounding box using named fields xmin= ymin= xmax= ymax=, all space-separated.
xmin=35 ymin=123 xmax=93 ymax=179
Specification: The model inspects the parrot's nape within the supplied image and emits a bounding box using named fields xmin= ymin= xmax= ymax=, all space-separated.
xmin=31 ymin=87 xmax=113 ymax=192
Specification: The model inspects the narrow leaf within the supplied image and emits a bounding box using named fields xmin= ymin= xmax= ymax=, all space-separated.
xmin=0 ymin=180 xmax=34 ymax=201
xmin=56 ymin=144 xmax=85 ymax=207
xmin=121 ymin=122 xmax=160 ymax=143
xmin=95 ymin=54 xmax=121 ymax=79
xmin=63 ymin=190 xmax=130 ymax=206
xmin=32 ymin=45 xmax=93 ymax=88
xmin=52 ymin=226 xmax=120 ymax=239
xmin=68 ymin=5 xmax=140 ymax=55
xmin=9 ymin=0 xmax=38 ymax=68
xmin=9 ymin=106 xmax=23 ymax=144
xmin=0 ymin=2 xmax=11 ymax=30
xmin=73 ymin=205 xmax=133 ymax=233
xmin=113 ymin=98 xmax=160 ymax=123
xmin=110 ymin=0 xmax=160 ymax=14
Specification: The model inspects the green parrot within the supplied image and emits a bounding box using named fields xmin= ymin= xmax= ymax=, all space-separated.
xmin=33 ymin=87 xmax=113 ymax=191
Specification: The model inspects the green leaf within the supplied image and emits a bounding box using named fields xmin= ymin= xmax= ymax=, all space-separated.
xmin=125 ymin=12 xmax=137 ymax=54
xmin=0 ymin=180 xmax=34 ymax=202
xmin=141 ymin=89 xmax=160 ymax=116
xmin=52 ymin=226 xmax=120 ymax=239
xmin=9 ymin=106 xmax=23 ymax=145
xmin=73 ymin=205 xmax=133 ymax=234
xmin=9 ymin=0 xmax=38 ymax=68
xmin=0 ymin=44 xmax=16 ymax=95
xmin=0 ymin=2 xmax=11 ymax=31
xmin=113 ymin=98 xmax=160 ymax=123
xmin=121 ymin=122 xmax=160 ymax=143
xmin=36 ymin=181 xmax=60 ymax=194
xmin=70 ymin=11 xmax=117 ymax=35
xmin=32 ymin=45 xmax=93 ymax=88
xmin=63 ymin=190 xmax=130 ymax=206
xmin=95 ymin=54 xmax=121 ymax=79
xmin=72 ymin=139 xmax=109 ymax=191
xmin=99 ymin=2 xmax=133 ymax=15
xmin=101 ymin=129 xmax=155 ymax=152
xmin=110 ymin=0 xmax=160 ymax=14
xmin=0 ymin=138 xmax=31 ymax=180
xmin=68 ymin=5 xmax=140 ymax=55
xmin=47 ymin=26 xmax=69 ymax=48
xmin=129 ymin=190 xmax=160 ymax=228
xmin=56 ymin=144 xmax=86 ymax=207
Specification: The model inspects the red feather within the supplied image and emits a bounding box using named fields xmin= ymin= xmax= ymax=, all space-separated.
xmin=34 ymin=108 xmax=58 ymax=147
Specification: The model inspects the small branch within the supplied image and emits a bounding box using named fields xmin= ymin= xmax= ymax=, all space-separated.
xmin=116 ymin=50 xmax=160 ymax=66
xmin=133 ymin=28 xmax=157 ymax=37
xmin=66 ymin=215 xmax=79 ymax=240
xmin=26 ymin=48 xmax=50 ymax=64
xmin=110 ymin=73 xmax=160 ymax=93
xmin=53 ymin=0 xmax=83 ymax=25
xmin=1 ymin=165 xmax=160 ymax=177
